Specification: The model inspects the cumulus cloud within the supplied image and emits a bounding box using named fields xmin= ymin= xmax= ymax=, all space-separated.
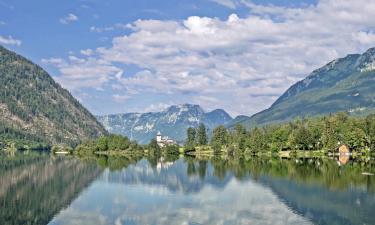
xmin=60 ymin=13 xmax=78 ymax=24
xmin=0 ymin=35 xmax=21 ymax=46
xmin=352 ymin=31 xmax=375 ymax=45
xmin=46 ymin=0 xmax=375 ymax=116
xmin=143 ymin=102 xmax=175 ymax=112
xmin=42 ymin=56 xmax=121 ymax=90
xmin=80 ymin=49 xmax=94 ymax=56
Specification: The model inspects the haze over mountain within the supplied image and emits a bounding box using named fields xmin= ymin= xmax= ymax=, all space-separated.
xmin=0 ymin=46 xmax=107 ymax=146
xmin=97 ymin=104 xmax=233 ymax=144
xmin=238 ymin=47 xmax=375 ymax=128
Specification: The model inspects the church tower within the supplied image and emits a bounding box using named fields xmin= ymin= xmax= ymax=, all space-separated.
xmin=156 ymin=131 xmax=162 ymax=142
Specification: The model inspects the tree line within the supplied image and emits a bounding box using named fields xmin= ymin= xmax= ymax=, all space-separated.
xmin=186 ymin=112 xmax=375 ymax=155
xmin=185 ymin=123 xmax=208 ymax=151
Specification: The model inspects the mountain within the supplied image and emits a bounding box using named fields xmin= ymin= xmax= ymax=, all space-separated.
xmin=97 ymin=104 xmax=233 ymax=144
xmin=226 ymin=115 xmax=250 ymax=128
xmin=0 ymin=46 xmax=107 ymax=146
xmin=238 ymin=47 xmax=375 ymax=128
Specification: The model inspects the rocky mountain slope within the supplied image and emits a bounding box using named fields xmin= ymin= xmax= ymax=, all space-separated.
xmin=0 ymin=46 xmax=107 ymax=146
xmin=238 ymin=47 xmax=375 ymax=128
xmin=97 ymin=104 xmax=233 ymax=144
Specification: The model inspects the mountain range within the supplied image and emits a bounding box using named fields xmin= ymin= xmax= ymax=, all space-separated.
xmin=2 ymin=45 xmax=375 ymax=146
xmin=0 ymin=46 xmax=107 ymax=146
xmin=238 ymin=47 xmax=375 ymax=128
xmin=98 ymin=47 xmax=375 ymax=143
xmin=97 ymin=104 xmax=233 ymax=144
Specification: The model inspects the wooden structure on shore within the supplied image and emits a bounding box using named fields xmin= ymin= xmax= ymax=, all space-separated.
xmin=338 ymin=144 xmax=350 ymax=155
xmin=337 ymin=144 xmax=350 ymax=166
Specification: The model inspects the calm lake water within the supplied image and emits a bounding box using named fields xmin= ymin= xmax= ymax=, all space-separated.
xmin=1 ymin=153 xmax=375 ymax=225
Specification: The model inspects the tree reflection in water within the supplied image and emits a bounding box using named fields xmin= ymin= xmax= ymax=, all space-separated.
xmin=1 ymin=152 xmax=374 ymax=225
xmin=0 ymin=152 xmax=101 ymax=225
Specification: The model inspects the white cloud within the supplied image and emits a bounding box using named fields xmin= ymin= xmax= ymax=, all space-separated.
xmin=144 ymin=102 xmax=174 ymax=112
xmin=42 ymin=57 xmax=121 ymax=90
xmin=0 ymin=35 xmax=21 ymax=46
xmin=60 ymin=13 xmax=78 ymax=24
xmin=90 ymin=23 xmax=128 ymax=33
xmin=352 ymin=31 xmax=375 ymax=45
xmin=80 ymin=49 xmax=94 ymax=56
xmin=47 ymin=0 xmax=375 ymax=116
xmin=112 ymin=94 xmax=131 ymax=103
xmin=210 ymin=0 xmax=238 ymax=9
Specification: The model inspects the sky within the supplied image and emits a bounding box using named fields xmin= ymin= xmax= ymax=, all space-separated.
xmin=1 ymin=0 xmax=375 ymax=117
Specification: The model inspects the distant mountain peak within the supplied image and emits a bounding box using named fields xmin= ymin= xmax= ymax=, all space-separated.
xmin=237 ymin=46 xmax=375 ymax=128
xmin=97 ymin=104 xmax=232 ymax=144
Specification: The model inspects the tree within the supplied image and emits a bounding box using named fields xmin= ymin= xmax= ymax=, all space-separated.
xmin=197 ymin=123 xmax=208 ymax=145
xmin=97 ymin=136 xmax=108 ymax=151
xmin=107 ymin=135 xmax=130 ymax=151
xmin=321 ymin=116 xmax=339 ymax=151
xmin=233 ymin=124 xmax=247 ymax=151
xmin=246 ymin=127 xmax=266 ymax=153
xmin=288 ymin=126 xmax=311 ymax=150
xmin=211 ymin=125 xmax=229 ymax=153
xmin=270 ymin=125 xmax=290 ymax=151
xmin=344 ymin=128 xmax=367 ymax=150
xmin=185 ymin=127 xmax=196 ymax=150
xmin=148 ymin=138 xmax=160 ymax=152
xmin=365 ymin=114 xmax=375 ymax=150
xmin=164 ymin=144 xmax=180 ymax=155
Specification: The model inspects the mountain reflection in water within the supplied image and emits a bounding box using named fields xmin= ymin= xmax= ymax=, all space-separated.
xmin=50 ymin=155 xmax=375 ymax=225
xmin=1 ymin=153 xmax=374 ymax=225
xmin=0 ymin=153 xmax=101 ymax=225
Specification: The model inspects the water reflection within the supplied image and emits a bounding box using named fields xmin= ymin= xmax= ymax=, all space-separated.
xmin=1 ymin=152 xmax=374 ymax=225
xmin=51 ymin=155 xmax=375 ymax=225
xmin=0 ymin=153 xmax=101 ymax=225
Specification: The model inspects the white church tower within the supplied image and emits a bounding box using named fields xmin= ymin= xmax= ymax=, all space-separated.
xmin=156 ymin=131 xmax=162 ymax=142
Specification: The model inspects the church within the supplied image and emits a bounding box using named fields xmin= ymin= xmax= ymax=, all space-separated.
xmin=156 ymin=131 xmax=176 ymax=147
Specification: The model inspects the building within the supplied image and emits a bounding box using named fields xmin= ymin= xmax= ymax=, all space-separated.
xmin=156 ymin=131 xmax=176 ymax=147
xmin=337 ymin=144 xmax=351 ymax=166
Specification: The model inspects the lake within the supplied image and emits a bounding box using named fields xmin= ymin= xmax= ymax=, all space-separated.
xmin=1 ymin=153 xmax=374 ymax=225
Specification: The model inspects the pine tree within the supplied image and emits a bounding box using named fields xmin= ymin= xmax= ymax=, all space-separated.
xmin=211 ymin=125 xmax=229 ymax=153
xmin=197 ymin=123 xmax=208 ymax=145
xmin=185 ymin=127 xmax=196 ymax=150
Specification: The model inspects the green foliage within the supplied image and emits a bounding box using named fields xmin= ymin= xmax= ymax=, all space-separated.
xmin=365 ymin=114 xmax=375 ymax=149
xmin=185 ymin=124 xmax=208 ymax=151
xmin=148 ymin=138 xmax=161 ymax=152
xmin=185 ymin=127 xmax=197 ymax=151
xmin=245 ymin=127 xmax=266 ymax=153
xmin=210 ymin=125 xmax=229 ymax=153
xmin=164 ymin=144 xmax=180 ymax=155
xmin=269 ymin=124 xmax=291 ymax=152
xmin=192 ymin=112 xmax=375 ymax=155
xmin=75 ymin=134 xmax=142 ymax=154
xmin=197 ymin=123 xmax=208 ymax=145
xmin=233 ymin=124 xmax=247 ymax=151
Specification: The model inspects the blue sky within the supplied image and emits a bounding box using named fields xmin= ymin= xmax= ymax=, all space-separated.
xmin=1 ymin=0 xmax=375 ymax=116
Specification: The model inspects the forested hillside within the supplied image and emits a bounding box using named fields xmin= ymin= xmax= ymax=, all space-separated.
xmin=0 ymin=46 xmax=107 ymax=147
